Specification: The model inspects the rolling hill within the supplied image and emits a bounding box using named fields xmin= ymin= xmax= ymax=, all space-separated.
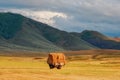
xmin=111 ymin=37 xmax=120 ymax=42
xmin=0 ymin=12 xmax=120 ymax=52
xmin=71 ymin=30 xmax=120 ymax=50
xmin=0 ymin=12 xmax=97 ymax=52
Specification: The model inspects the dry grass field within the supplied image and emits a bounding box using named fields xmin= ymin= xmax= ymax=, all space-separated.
xmin=0 ymin=49 xmax=120 ymax=80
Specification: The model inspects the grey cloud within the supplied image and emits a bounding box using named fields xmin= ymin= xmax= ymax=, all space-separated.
xmin=0 ymin=0 xmax=120 ymax=36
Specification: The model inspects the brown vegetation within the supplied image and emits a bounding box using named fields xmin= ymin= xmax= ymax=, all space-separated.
xmin=0 ymin=49 xmax=120 ymax=80
xmin=47 ymin=53 xmax=66 ymax=69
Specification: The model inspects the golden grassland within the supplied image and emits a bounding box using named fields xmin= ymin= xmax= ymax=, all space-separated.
xmin=0 ymin=49 xmax=120 ymax=80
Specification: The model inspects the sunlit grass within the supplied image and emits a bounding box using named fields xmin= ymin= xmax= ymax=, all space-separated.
xmin=0 ymin=56 xmax=120 ymax=78
xmin=0 ymin=50 xmax=120 ymax=80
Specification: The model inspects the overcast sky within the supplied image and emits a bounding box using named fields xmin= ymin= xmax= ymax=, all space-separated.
xmin=0 ymin=0 xmax=120 ymax=37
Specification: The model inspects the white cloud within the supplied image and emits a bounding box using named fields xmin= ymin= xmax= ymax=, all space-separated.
xmin=0 ymin=8 xmax=67 ymax=26
xmin=0 ymin=0 xmax=120 ymax=36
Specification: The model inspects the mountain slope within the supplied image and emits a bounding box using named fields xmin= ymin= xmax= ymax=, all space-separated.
xmin=29 ymin=20 xmax=97 ymax=50
xmin=0 ymin=13 xmax=23 ymax=39
xmin=0 ymin=13 xmax=64 ymax=52
xmin=111 ymin=37 xmax=120 ymax=42
xmin=20 ymin=17 xmax=97 ymax=50
xmin=71 ymin=30 xmax=120 ymax=50
xmin=0 ymin=12 xmax=97 ymax=52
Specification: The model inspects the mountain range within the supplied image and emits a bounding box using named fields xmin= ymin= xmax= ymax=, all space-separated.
xmin=0 ymin=12 xmax=120 ymax=52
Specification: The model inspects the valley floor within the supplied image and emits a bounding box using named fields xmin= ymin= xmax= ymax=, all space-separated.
xmin=0 ymin=56 xmax=120 ymax=80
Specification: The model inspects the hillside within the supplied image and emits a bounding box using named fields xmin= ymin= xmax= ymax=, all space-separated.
xmin=1 ymin=12 xmax=120 ymax=51
xmin=0 ymin=12 xmax=97 ymax=52
xmin=0 ymin=12 xmax=63 ymax=52
xmin=111 ymin=37 xmax=120 ymax=42
xmin=71 ymin=30 xmax=120 ymax=50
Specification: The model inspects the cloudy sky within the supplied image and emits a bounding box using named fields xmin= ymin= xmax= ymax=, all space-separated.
xmin=0 ymin=0 xmax=120 ymax=37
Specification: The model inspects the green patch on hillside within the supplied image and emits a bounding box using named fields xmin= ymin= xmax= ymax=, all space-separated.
xmin=0 ymin=12 xmax=24 ymax=39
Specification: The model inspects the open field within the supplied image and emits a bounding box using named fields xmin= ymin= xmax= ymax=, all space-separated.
xmin=0 ymin=49 xmax=120 ymax=80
